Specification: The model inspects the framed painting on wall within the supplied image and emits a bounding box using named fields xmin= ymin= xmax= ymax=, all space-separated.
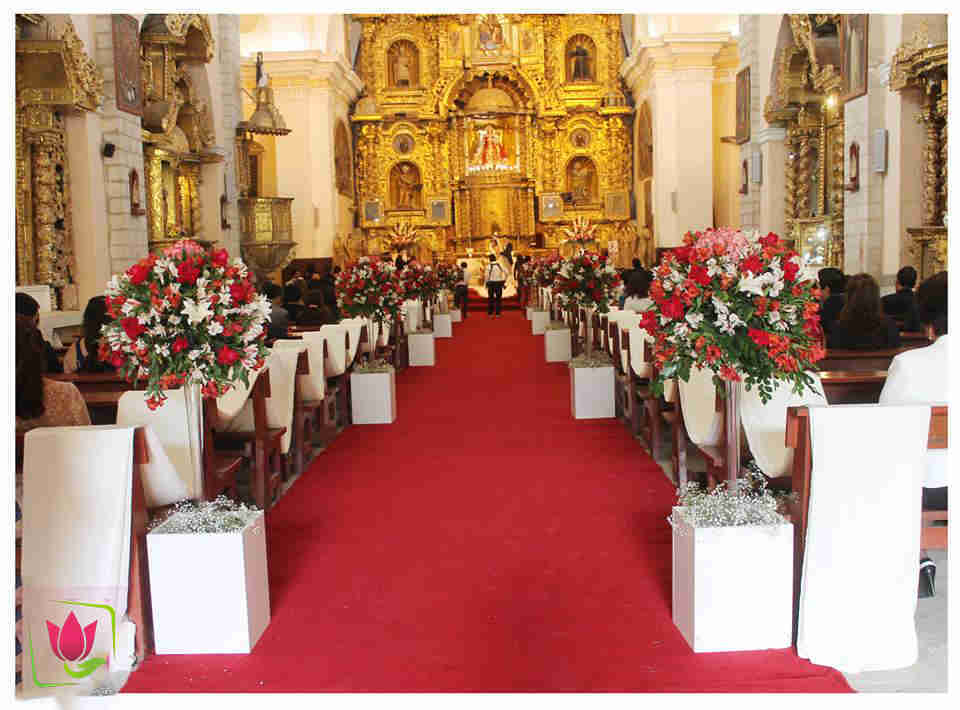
xmin=362 ymin=198 xmax=384 ymax=226
xmin=429 ymin=197 xmax=451 ymax=225
xmin=842 ymin=15 xmax=869 ymax=103
xmin=111 ymin=14 xmax=142 ymax=116
xmin=539 ymin=193 xmax=563 ymax=220
xmin=604 ymin=191 xmax=629 ymax=219
xmin=735 ymin=67 xmax=750 ymax=144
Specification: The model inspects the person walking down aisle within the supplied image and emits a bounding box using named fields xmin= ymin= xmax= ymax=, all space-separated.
xmin=485 ymin=254 xmax=507 ymax=317
xmin=454 ymin=261 xmax=469 ymax=319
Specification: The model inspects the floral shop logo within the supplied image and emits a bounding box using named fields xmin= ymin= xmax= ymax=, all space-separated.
xmin=28 ymin=601 xmax=116 ymax=687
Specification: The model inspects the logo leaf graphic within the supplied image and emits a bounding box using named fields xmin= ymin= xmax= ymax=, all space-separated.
xmin=62 ymin=657 xmax=106 ymax=679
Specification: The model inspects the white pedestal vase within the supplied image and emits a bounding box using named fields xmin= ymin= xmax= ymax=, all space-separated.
xmin=545 ymin=326 xmax=571 ymax=362
xmin=350 ymin=369 xmax=397 ymax=424
xmin=671 ymin=507 xmax=793 ymax=653
xmin=450 ymin=308 xmax=462 ymax=323
xmin=408 ymin=331 xmax=436 ymax=366
xmin=570 ymin=364 xmax=615 ymax=419
xmin=531 ymin=310 xmax=550 ymax=335
xmin=147 ymin=512 xmax=270 ymax=654
xmin=433 ymin=312 xmax=453 ymax=338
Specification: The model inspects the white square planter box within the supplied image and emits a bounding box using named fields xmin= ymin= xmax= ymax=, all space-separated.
xmin=671 ymin=507 xmax=793 ymax=653
xmin=408 ymin=331 xmax=436 ymax=366
xmin=147 ymin=512 xmax=270 ymax=654
xmin=350 ymin=370 xmax=396 ymax=424
xmin=526 ymin=306 xmax=534 ymax=320
xmin=450 ymin=308 xmax=462 ymax=323
xmin=545 ymin=327 xmax=571 ymax=362
xmin=570 ymin=364 xmax=615 ymax=419
xmin=433 ymin=313 xmax=453 ymax=338
xmin=531 ymin=310 xmax=550 ymax=335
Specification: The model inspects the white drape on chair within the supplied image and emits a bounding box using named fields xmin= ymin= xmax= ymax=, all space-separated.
xmin=740 ymin=375 xmax=826 ymax=479
xmin=319 ymin=324 xmax=348 ymax=377
xmin=283 ymin=333 xmax=327 ymax=401
xmin=628 ymin=325 xmax=653 ymax=379
xmin=216 ymin=366 xmax=267 ymax=424
xmin=20 ymin=426 xmax=140 ymax=696
xmin=797 ymin=403 xmax=930 ymax=672
xmin=116 ymin=389 xmax=200 ymax=505
xmin=678 ymin=365 xmax=722 ymax=447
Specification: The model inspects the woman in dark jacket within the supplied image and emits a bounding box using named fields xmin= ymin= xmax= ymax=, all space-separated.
xmin=827 ymin=273 xmax=901 ymax=350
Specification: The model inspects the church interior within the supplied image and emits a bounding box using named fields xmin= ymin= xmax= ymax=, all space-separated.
xmin=9 ymin=10 xmax=952 ymax=700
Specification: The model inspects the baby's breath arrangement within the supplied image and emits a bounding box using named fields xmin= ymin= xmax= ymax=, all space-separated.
xmin=149 ymin=496 xmax=260 ymax=534
xmin=668 ymin=468 xmax=788 ymax=530
xmin=355 ymin=358 xmax=394 ymax=374
xmin=546 ymin=320 xmax=570 ymax=331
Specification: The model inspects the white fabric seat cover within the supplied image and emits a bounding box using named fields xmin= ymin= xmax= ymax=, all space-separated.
xmin=797 ymin=403 xmax=930 ymax=672
xmin=116 ymin=389 xmax=200 ymax=504
xmin=616 ymin=313 xmax=643 ymax=371
xmin=220 ymin=345 xmax=305 ymax=454
xmin=275 ymin=336 xmax=326 ymax=401
xmin=740 ymin=374 xmax=826 ymax=478
xmin=320 ymin=324 xmax=347 ymax=377
xmin=678 ymin=365 xmax=722 ymax=447
xmin=215 ymin=365 xmax=267 ymax=424
xmin=628 ymin=326 xmax=653 ymax=379
xmin=20 ymin=426 xmax=139 ymax=694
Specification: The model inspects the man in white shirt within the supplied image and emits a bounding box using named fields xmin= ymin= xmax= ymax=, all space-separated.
xmin=485 ymin=254 xmax=507 ymax=317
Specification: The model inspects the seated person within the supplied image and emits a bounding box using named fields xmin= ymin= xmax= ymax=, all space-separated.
xmin=16 ymin=318 xmax=90 ymax=432
xmin=817 ymin=267 xmax=846 ymax=336
xmin=283 ymin=283 xmax=304 ymax=322
xmin=827 ymin=273 xmax=901 ymax=350
xmin=63 ymin=296 xmax=116 ymax=373
xmin=879 ymin=270 xmax=948 ymax=593
xmin=15 ymin=292 xmax=62 ymax=374
xmin=881 ymin=265 xmax=922 ymax=331
xmin=623 ymin=270 xmax=654 ymax=313
xmin=261 ymin=282 xmax=290 ymax=339
xmin=296 ymin=289 xmax=335 ymax=326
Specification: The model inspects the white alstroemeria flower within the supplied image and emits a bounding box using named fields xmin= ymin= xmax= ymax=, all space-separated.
xmin=106 ymin=275 xmax=121 ymax=294
xmin=738 ymin=274 xmax=766 ymax=297
xmin=188 ymin=349 xmax=202 ymax=361
xmin=774 ymin=320 xmax=790 ymax=331
xmin=728 ymin=313 xmax=745 ymax=329
xmin=685 ymin=312 xmax=705 ymax=329
xmin=195 ymin=277 xmax=209 ymax=298
xmin=768 ymin=310 xmax=781 ymax=324
xmin=167 ymin=314 xmax=181 ymax=325
xmin=712 ymin=296 xmax=730 ymax=315
xmin=207 ymin=320 xmax=224 ymax=336
xmin=168 ymin=261 xmax=179 ymax=278
xmin=153 ymin=263 xmax=168 ymax=281
xmin=135 ymin=338 xmax=147 ymax=351
xmin=149 ymin=324 xmax=167 ymax=338
xmin=121 ymin=299 xmax=139 ymax=316
xmin=670 ymin=271 xmax=685 ymax=285
xmin=218 ymin=289 xmax=232 ymax=308
xmin=673 ymin=322 xmax=690 ymax=339
xmin=182 ymin=297 xmax=214 ymax=326
xmin=155 ymin=343 xmax=170 ymax=358
xmin=715 ymin=315 xmax=737 ymax=335
xmin=248 ymin=294 xmax=272 ymax=322
xmin=707 ymin=262 xmax=723 ymax=277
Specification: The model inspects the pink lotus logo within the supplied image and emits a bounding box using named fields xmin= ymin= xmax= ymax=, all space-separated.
xmin=28 ymin=601 xmax=114 ymax=686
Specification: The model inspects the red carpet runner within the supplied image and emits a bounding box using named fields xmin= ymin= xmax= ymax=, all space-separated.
xmin=124 ymin=313 xmax=852 ymax=692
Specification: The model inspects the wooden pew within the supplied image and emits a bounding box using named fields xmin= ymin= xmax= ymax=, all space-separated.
xmin=818 ymin=345 xmax=921 ymax=371
xmin=48 ymin=371 xmax=138 ymax=424
xmin=288 ymin=349 xmax=313 ymax=479
xmin=784 ymin=404 xmax=948 ymax=637
xmin=819 ymin=370 xmax=887 ymax=404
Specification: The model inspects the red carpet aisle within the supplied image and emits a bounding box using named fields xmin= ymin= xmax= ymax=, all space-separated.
xmin=124 ymin=314 xmax=852 ymax=692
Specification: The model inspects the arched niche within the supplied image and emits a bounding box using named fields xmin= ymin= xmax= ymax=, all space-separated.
xmin=389 ymin=161 xmax=422 ymax=210
xmin=387 ymin=39 xmax=419 ymax=88
xmin=565 ymin=156 xmax=599 ymax=206
xmin=565 ymin=34 xmax=597 ymax=83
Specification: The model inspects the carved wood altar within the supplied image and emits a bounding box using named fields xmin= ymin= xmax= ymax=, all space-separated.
xmin=352 ymin=14 xmax=633 ymax=259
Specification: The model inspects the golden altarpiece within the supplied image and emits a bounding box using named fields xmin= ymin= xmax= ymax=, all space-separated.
xmin=15 ymin=14 xmax=103 ymax=308
xmin=351 ymin=14 xmax=633 ymax=259
xmin=139 ymin=14 xmax=223 ymax=254
xmin=889 ymin=24 xmax=948 ymax=279
xmin=765 ymin=14 xmax=848 ymax=269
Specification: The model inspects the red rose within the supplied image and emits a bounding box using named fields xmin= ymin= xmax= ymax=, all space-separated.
xmin=172 ymin=336 xmax=189 ymax=354
xmin=741 ymin=253 xmax=764 ymax=275
xmin=673 ymin=246 xmax=692 ymax=264
xmin=121 ymin=317 xmax=146 ymax=340
xmin=638 ymin=311 xmax=658 ymax=333
xmin=128 ymin=261 xmax=151 ymax=285
xmin=760 ymin=232 xmax=779 ymax=248
xmin=110 ymin=351 xmax=127 ymax=368
xmin=211 ymin=248 xmax=230 ymax=267
xmin=688 ymin=265 xmax=711 ymax=287
xmin=783 ymin=259 xmax=800 ymax=282
xmin=748 ymin=328 xmax=773 ymax=347
xmin=177 ymin=258 xmax=201 ymax=285
xmin=230 ymin=280 xmax=253 ymax=305
xmin=661 ymin=295 xmax=685 ymax=321
xmin=217 ymin=345 xmax=241 ymax=366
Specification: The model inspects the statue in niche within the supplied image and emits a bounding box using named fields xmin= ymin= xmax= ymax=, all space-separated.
xmin=470 ymin=125 xmax=509 ymax=171
xmin=388 ymin=42 xmax=418 ymax=88
xmin=569 ymin=158 xmax=594 ymax=205
xmin=477 ymin=14 xmax=506 ymax=55
xmin=568 ymin=42 xmax=592 ymax=82
xmin=392 ymin=162 xmax=422 ymax=209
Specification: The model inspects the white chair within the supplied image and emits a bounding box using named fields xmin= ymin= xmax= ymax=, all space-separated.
xmin=340 ymin=317 xmax=364 ymax=365
xmin=797 ymin=403 xmax=931 ymax=672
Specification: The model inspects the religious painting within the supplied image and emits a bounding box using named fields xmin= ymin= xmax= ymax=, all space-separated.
xmin=605 ymin=191 xmax=629 ymax=219
xmin=363 ymin=199 xmax=384 ymax=224
xmin=429 ymin=198 xmax=450 ymax=224
xmin=387 ymin=40 xmax=419 ymax=88
xmin=736 ymin=67 xmax=750 ymax=144
xmin=393 ymin=133 xmax=414 ymax=155
xmin=466 ymin=120 xmax=517 ymax=174
xmin=111 ymin=14 xmax=142 ymax=116
xmin=842 ymin=15 xmax=868 ymax=103
xmin=566 ymin=35 xmax=596 ymax=83
xmin=570 ymin=128 xmax=591 ymax=149
xmin=566 ymin=157 xmax=597 ymax=205
xmin=390 ymin=162 xmax=422 ymax=210
xmin=540 ymin=193 xmax=563 ymax=219
xmin=476 ymin=14 xmax=507 ymax=56
xmin=334 ymin=121 xmax=352 ymax=196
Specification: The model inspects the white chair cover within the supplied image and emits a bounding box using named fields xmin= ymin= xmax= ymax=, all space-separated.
xmin=678 ymin=365 xmax=722 ymax=447
xmin=628 ymin=326 xmax=653 ymax=379
xmin=221 ymin=345 xmax=305 ymax=454
xmin=797 ymin=403 xmax=930 ymax=673
xmin=378 ymin=316 xmax=392 ymax=347
xmin=275 ymin=336 xmax=326 ymax=401
xmin=663 ymin=378 xmax=678 ymax=403
xmin=116 ymin=389 xmax=200 ymax=505
xmin=320 ymin=324 xmax=348 ymax=377
xmin=20 ymin=426 xmax=139 ymax=695
xmin=340 ymin=318 xmax=364 ymax=363
xmin=616 ymin=313 xmax=643 ymax=370
xmin=739 ymin=375 xmax=826 ymax=478
xmin=403 ymin=300 xmax=421 ymax=334
xmin=216 ymin=366 xmax=267 ymax=424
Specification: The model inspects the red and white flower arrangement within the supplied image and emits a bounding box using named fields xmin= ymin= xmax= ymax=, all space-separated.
xmin=552 ymin=251 xmax=622 ymax=313
xmin=398 ymin=261 xmax=439 ymax=305
xmin=531 ymin=253 xmax=563 ymax=289
xmin=433 ymin=262 xmax=461 ymax=294
xmin=641 ymin=228 xmax=825 ymax=403
xmin=561 ymin=216 xmax=599 ymax=245
xmin=101 ymin=240 xmax=270 ymax=409
xmin=388 ymin=222 xmax=419 ymax=249
xmin=335 ymin=256 xmax=403 ymax=322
